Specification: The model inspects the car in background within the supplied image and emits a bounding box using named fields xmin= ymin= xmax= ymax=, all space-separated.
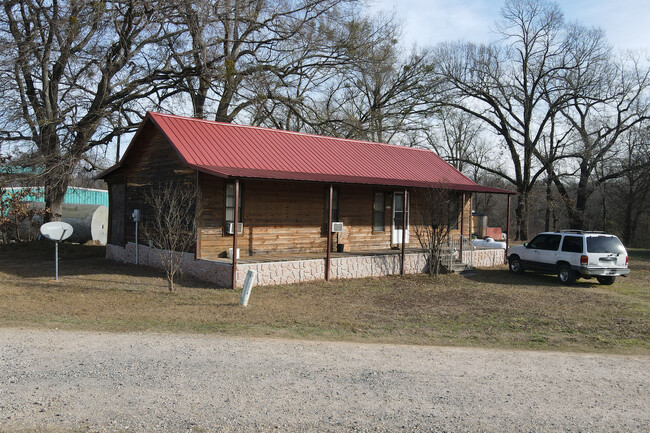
xmin=508 ymin=230 xmax=630 ymax=285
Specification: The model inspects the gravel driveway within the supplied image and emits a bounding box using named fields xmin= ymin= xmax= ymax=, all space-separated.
xmin=1 ymin=329 xmax=648 ymax=432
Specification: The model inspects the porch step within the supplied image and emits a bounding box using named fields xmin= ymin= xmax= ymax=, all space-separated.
xmin=447 ymin=261 xmax=476 ymax=275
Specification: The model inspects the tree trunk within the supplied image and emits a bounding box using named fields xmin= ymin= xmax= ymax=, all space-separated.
xmin=44 ymin=182 xmax=68 ymax=222
xmin=514 ymin=192 xmax=529 ymax=240
xmin=570 ymin=169 xmax=591 ymax=229
xmin=601 ymin=182 xmax=608 ymax=234
xmin=545 ymin=176 xmax=552 ymax=232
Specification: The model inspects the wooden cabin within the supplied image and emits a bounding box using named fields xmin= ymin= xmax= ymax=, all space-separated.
xmin=100 ymin=112 xmax=513 ymax=287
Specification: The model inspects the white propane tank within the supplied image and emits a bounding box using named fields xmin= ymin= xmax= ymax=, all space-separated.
xmin=29 ymin=203 xmax=108 ymax=244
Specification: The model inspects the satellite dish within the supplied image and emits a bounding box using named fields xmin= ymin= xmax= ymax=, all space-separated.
xmin=40 ymin=221 xmax=74 ymax=241
xmin=40 ymin=222 xmax=74 ymax=281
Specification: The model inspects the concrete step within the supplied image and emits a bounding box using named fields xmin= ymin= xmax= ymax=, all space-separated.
xmin=448 ymin=261 xmax=476 ymax=275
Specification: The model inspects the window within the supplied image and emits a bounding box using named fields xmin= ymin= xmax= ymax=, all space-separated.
xmin=373 ymin=192 xmax=385 ymax=232
xmin=561 ymin=236 xmax=583 ymax=253
xmin=587 ymin=236 xmax=625 ymax=254
xmin=528 ymin=234 xmax=561 ymax=251
xmin=394 ymin=192 xmax=408 ymax=230
xmin=448 ymin=195 xmax=459 ymax=230
xmin=225 ymin=182 xmax=242 ymax=223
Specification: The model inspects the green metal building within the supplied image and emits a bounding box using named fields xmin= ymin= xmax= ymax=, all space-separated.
xmin=2 ymin=187 xmax=109 ymax=207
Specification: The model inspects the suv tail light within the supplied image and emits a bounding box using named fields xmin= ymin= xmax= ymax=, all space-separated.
xmin=580 ymin=255 xmax=588 ymax=266
xmin=626 ymin=255 xmax=629 ymax=266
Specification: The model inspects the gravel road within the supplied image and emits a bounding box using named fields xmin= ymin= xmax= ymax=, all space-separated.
xmin=1 ymin=329 xmax=648 ymax=432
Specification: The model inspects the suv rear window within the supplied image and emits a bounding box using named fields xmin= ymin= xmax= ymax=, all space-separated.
xmin=561 ymin=236 xmax=583 ymax=253
xmin=586 ymin=236 xmax=625 ymax=254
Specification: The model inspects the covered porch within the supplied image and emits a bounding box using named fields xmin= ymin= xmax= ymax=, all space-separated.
xmin=218 ymin=180 xmax=514 ymax=288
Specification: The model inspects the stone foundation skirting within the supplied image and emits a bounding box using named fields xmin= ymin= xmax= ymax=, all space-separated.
xmin=236 ymin=252 xmax=429 ymax=287
xmin=461 ymin=248 xmax=506 ymax=267
xmin=106 ymin=243 xmax=232 ymax=286
xmin=106 ymin=243 xmax=502 ymax=288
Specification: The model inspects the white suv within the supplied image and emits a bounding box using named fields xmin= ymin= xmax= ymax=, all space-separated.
xmin=508 ymin=230 xmax=630 ymax=285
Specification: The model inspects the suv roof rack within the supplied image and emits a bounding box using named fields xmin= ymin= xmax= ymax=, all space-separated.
xmin=558 ymin=230 xmax=606 ymax=234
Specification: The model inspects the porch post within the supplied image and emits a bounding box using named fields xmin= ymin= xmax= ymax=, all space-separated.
xmin=195 ymin=170 xmax=201 ymax=260
xmin=231 ymin=179 xmax=239 ymax=290
xmin=326 ymin=184 xmax=333 ymax=281
xmin=505 ymin=194 xmax=511 ymax=264
xmin=469 ymin=194 xmax=473 ymax=239
xmin=460 ymin=193 xmax=465 ymax=261
xmin=401 ymin=188 xmax=408 ymax=275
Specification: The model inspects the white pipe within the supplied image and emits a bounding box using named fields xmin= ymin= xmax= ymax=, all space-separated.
xmin=240 ymin=270 xmax=257 ymax=307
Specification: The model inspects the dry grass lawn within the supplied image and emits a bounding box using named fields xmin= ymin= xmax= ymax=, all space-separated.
xmin=0 ymin=242 xmax=648 ymax=354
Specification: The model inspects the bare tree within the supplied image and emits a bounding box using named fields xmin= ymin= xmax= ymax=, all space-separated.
xmin=413 ymin=188 xmax=455 ymax=276
xmin=0 ymin=0 xmax=176 ymax=221
xmin=305 ymin=14 xmax=430 ymax=143
xmin=609 ymin=125 xmax=650 ymax=246
xmin=424 ymin=108 xmax=490 ymax=177
xmin=161 ymin=0 xmax=353 ymax=122
xmin=549 ymin=52 xmax=650 ymax=229
xmin=246 ymin=3 xmax=359 ymax=131
xmin=429 ymin=0 xmax=597 ymax=239
xmin=141 ymin=181 xmax=197 ymax=292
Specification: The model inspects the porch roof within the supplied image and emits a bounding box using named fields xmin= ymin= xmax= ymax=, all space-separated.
xmin=101 ymin=112 xmax=515 ymax=195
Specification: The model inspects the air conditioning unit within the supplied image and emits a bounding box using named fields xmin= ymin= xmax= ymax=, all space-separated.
xmin=331 ymin=222 xmax=344 ymax=233
xmin=225 ymin=221 xmax=243 ymax=235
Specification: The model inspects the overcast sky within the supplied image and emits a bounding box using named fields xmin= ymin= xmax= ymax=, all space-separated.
xmin=370 ymin=0 xmax=650 ymax=51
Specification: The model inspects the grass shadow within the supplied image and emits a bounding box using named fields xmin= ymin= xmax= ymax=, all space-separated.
xmin=0 ymin=242 xmax=218 ymax=291
xmin=463 ymin=266 xmax=604 ymax=289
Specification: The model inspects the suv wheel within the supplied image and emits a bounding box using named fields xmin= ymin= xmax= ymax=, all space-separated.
xmin=509 ymin=256 xmax=524 ymax=274
xmin=596 ymin=276 xmax=616 ymax=285
xmin=557 ymin=264 xmax=576 ymax=285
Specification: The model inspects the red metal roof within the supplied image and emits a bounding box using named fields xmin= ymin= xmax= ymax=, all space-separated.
xmin=102 ymin=112 xmax=515 ymax=194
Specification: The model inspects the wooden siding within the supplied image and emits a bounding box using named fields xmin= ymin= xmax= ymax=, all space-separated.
xmin=108 ymin=183 xmax=125 ymax=246
xmin=337 ymin=186 xmax=392 ymax=251
xmin=197 ymin=180 xmax=470 ymax=258
xmin=198 ymin=179 xmax=329 ymax=259
xmin=104 ymin=123 xmax=195 ymax=248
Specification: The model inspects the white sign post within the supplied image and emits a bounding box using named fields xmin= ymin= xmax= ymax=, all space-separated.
xmin=40 ymin=222 xmax=74 ymax=281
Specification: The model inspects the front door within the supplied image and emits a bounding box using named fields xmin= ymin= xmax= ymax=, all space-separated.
xmin=392 ymin=192 xmax=409 ymax=244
